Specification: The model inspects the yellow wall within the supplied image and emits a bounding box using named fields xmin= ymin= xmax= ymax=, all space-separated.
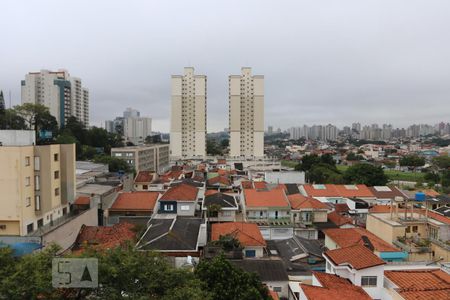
xmin=366 ymin=214 xmax=403 ymax=245
xmin=432 ymin=243 xmax=450 ymax=262
xmin=0 ymin=220 xmax=20 ymax=236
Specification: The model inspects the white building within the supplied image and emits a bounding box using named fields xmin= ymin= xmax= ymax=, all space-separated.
xmin=170 ymin=67 xmax=207 ymax=158
xmin=229 ymin=67 xmax=264 ymax=158
xmin=123 ymin=116 xmax=152 ymax=145
xmin=21 ymin=69 xmax=89 ymax=127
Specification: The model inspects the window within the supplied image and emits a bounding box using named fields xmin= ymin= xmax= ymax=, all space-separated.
xmin=34 ymin=157 xmax=40 ymax=170
xmin=406 ymin=226 xmax=411 ymax=233
xmin=27 ymin=223 xmax=34 ymax=234
xmin=25 ymin=156 xmax=30 ymax=166
xmin=429 ymin=226 xmax=439 ymax=240
xmin=273 ymin=287 xmax=282 ymax=293
xmin=25 ymin=177 xmax=31 ymax=186
xmin=55 ymin=188 xmax=60 ymax=196
xmin=361 ymin=276 xmax=377 ymax=287
xmin=54 ymin=153 xmax=59 ymax=161
xmin=54 ymin=171 xmax=59 ymax=179
xmin=412 ymin=225 xmax=418 ymax=233
xmin=63 ymin=207 xmax=67 ymax=215
xmin=26 ymin=197 xmax=31 ymax=207
xmin=35 ymin=195 xmax=41 ymax=211
xmin=180 ymin=205 xmax=190 ymax=211
xmin=37 ymin=219 xmax=43 ymax=228
xmin=164 ymin=204 xmax=174 ymax=211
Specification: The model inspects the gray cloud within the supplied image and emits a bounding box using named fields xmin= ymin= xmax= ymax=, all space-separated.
xmin=1 ymin=0 xmax=450 ymax=131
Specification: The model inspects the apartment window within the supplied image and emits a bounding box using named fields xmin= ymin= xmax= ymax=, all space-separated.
xmin=361 ymin=276 xmax=377 ymax=287
xmin=273 ymin=287 xmax=282 ymax=293
xmin=25 ymin=177 xmax=31 ymax=186
xmin=406 ymin=226 xmax=411 ymax=233
xmin=54 ymin=153 xmax=59 ymax=161
xmin=180 ymin=205 xmax=190 ymax=211
xmin=35 ymin=195 xmax=41 ymax=211
xmin=35 ymin=175 xmax=40 ymax=191
xmin=412 ymin=226 xmax=418 ymax=233
xmin=429 ymin=226 xmax=439 ymax=240
xmin=54 ymin=171 xmax=59 ymax=179
xmin=37 ymin=219 xmax=43 ymax=228
xmin=34 ymin=157 xmax=40 ymax=170
xmin=55 ymin=188 xmax=60 ymax=196
xmin=26 ymin=197 xmax=31 ymax=207
xmin=25 ymin=156 xmax=30 ymax=166
xmin=27 ymin=223 xmax=34 ymax=234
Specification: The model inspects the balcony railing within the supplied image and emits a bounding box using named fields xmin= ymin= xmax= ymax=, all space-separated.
xmin=393 ymin=239 xmax=431 ymax=253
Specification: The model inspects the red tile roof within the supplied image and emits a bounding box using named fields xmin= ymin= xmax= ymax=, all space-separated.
xmin=302 ymin=184 xmax=375 ymax=198
xmin=288 ymin=194 xmax=328 ymax=210
xmin=205 ymin=190 xmax=219 ymax=196
xmin=385 ymin=269 xmax=450 ymax=300
xmin=110 ymin=192 xmax=159 ymax=211
xmin=301 ymin=272 xmax=371 ymax=300
xmin=241 ymin=181 xmax=253 ymax=189
xmin=207 ymin=176 xmax=231 ymax=186
xmin=160 ymin=170 xmax=183 ymax=182
xmin=334 ymin=184 xmax=375 ymax=198
xmin=324 ymin=245 xmax=385 ymax=270
xmin=334 ymin=203 xmax=350 ymax=213
xmin=134 ymin=171 xmax=154 ymax=183
xmin=254 ymin=181 xmax=268 ymax=189
xmin=74 ymin=196 xmax=90 ymax=205
xmin=323 ymin=227 xmax=400 ymax=252
xmin=74 ymin=223 xmax=135 ymax=252
xmin=160 ymin=183 xmax=198 ymax=201
xmin=368 ymin=185 xmax=406 ymax=199
xmin=327 ymin=211 xmax=353 ymax=227
xmin=244 ymin=189 xmax=290 ymax=208
xmin=211 ymin=222 xmax=266 ymax=247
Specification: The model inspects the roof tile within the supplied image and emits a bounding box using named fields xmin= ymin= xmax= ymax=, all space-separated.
xmin=211 ymin=222 xmax=266 ymax=247
xmin=324 ymin=244 xmax=385 ymax=270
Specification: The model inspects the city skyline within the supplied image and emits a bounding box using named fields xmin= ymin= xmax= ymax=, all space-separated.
xmin=1 ymin=1 xmax=450 ymax=132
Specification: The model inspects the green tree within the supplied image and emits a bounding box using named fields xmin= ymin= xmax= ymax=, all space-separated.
xmin=13 ymin=103 xmax=58 ymax=143
xmin=93 ymin=155 xmax=132 ymax=173
xmin=432 ymin=155 xmax=450 ymax=170
xmin=307 ymin=163 xmax=344 ymax=184
xmin=347 ymin=152 xmax=364 ymax=161
xmin=0 ymin=109 xmax=27 ymax=130
xmin=207 ymin=139 xmax=221 ymax=156
xmin=343 ymin=163 xmax=388 ymax=186
xmin=195 ymin=255 xmax=270 ymax=300
xmin=399 ymin=155 xmax=425 ymax=171
xmin=295 ymin=154 xmax=321 ymax=171
xmin=220 ymin=139 xmax=229 ymax=148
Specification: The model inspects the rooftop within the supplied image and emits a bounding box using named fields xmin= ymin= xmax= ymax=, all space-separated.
xmin=324 ymin=245 xmax=386 ymax=270
xmin=110 ymin=192 xmax=159 ymax=211
xmin=230 ymin=259 xmax=289 ymax=282
xmin=385 ymin=269 xmax=450 ymax=300
xmin=244 ymin=189 xmax=290 ymax=208
xmin=323 ymin=227 xmax=400 ymax=252
xmin=134 ymin=171 xmax=154 ymax=183
xmin=327 ymin=211 xmax=353 ymax=227
xmin=204 ymin=192 xmax=238 ymax=209
xmin=159 ymin=183 xmax=198 ymax=202
xmin=73 ymin=223 xmax=135 ymax=252
xmin=288 ymin=194 xmax=329 ymax=210
xmin=211 ymin=222 xmax=266 ymax=247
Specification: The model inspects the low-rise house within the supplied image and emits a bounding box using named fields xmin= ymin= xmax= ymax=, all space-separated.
xmin=157 ymin=183 xmax=199 ymax=216
xmin=384 ymin=268 xmax=450 ymax=300
xmin=299 ymin=184 xmax=375 ymax=204
xmin=211 ymin=222 xmax=266 ymax=258
xmin=424 ymin=194 xmax=450 ymax=211
xmin=242 ymin=188 xmax=292 ymax=240
xmin=323 ymin=227 xmax=408 ymax=262
xmin=288 ymin=193 xmax=329 ymax=239
xmin=367 ymin=204 xmax=450 ymax=262
xmin=71 ymin=222 xmax=136 ymax=253
xmin=206 ymin=175 xmax=232 ymax=191
xmin=327 ymin=211 xmax=354 ymax=228
xmin=72 ymin=196 xmax=91 ymax=213
xmin=323 ymin=245 xmax=386 ymax=299
xmin=202 ymin=192 xmax=238 ymax=222
xmin=290 ymin=271 xmax=371 ymax=300
xmin=136 ymin=216 xmax=207 ymax=265
xmin=230 ymin=259 xmax=289 ymax=299
xmin=133 ymin=171 xmax=158 ymax=191
xmin=368 ymin=185 xmax=408 ymax=205
xmin=107 ymin=191 xmax=159 ymax=224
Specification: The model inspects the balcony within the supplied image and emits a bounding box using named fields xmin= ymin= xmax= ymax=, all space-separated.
xmin=393 ymin=237 xmax=431 ymax=253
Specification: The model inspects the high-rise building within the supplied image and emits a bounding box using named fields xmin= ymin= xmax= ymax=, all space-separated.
xmin=123 ymin=116 xmax=152 ymax=145
xmin=21 ymin=69 xmax=89 ymax=127
xmin=229 ymin=67 xmax=264 ymax=158
xmin=123 ymin=107 xmax=140 ymax=118
xmin=267 ymin=125 xmax=273 ymax=134
xmin=170 ymin=67 xmax=207 ymax=158
xmin=0 ymin=130 xmax=75 ymax=236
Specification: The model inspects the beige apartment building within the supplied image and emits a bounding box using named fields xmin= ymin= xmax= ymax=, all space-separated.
xmin=229 ymin=67 xmax=264 ymax=158
xmin=111 ymin=144 xmax=170 ymax=173
xmin=0 ymin=131 xmax=76 ymax=236
xmin=170 ymin=67 xmax=207 ymax=158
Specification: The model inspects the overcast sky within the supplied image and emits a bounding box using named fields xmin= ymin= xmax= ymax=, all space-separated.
xmin=1 ymin=0 xmax=450 ymax=132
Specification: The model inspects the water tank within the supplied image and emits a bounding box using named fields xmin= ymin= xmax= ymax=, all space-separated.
xmin=415 ymin=192 xmax=426 ymax=202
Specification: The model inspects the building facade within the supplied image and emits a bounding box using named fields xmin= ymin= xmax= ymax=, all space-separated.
xmin=111 ymin=144 xmax=170 ymax=173
xmin=21 ymin=69 xmax=89 ymax=127
xmin=229 ymin=67 xmax=264 ymax=158
xmin=123 ymin=117 xmax=152 ymax=145
xmin=0 ymin=131 xmax=76 ymax=236
xmin=170 ymin=67 xmax=207 ymax=158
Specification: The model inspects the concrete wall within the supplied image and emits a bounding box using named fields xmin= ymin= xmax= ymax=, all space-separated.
xmin=42 ymin=206 xmax=98 ymax=251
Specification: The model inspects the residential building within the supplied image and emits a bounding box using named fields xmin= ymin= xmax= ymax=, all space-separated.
xmin=211 ymin=222 xmax=266 ymax=258
xmin=21 ymin=69 xmax=89 ymax=127
xmin=0 ymin=130 xmax=75 ymax=236
xmin=229 ymin=67 xmax=264 ymax=158
xmin=202 ymin=192 xmax=238 ymax=222
xmin=288 ymin=194 xmax=329 ymax=239
xmin=107 ymin=191 xmax=160 ymax=224
xmin=157 ymin=183 xmax=200 ymax=216
xmin=170 ymin=67 xmax=207 ymax=158
xmin=123 ymin=116 xmax=152 ymax=145
xmin=323 ymin=227 xmax=408 ymax=262
xmin=133 ymin=171 xmax=158 ymax=191
xmin=111 ymin=144 xmax=169 ymax=173
xmin=323 ymin=245 xmax=386 ymax=299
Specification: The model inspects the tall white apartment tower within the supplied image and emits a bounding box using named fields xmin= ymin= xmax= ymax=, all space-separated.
xmin=21 ymin=70 xmax=89 ymax=127
xmin=229 ymin=67 xmax=264 ymax=158
xmin=170 ymin=67 xmax=207 ymax=158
